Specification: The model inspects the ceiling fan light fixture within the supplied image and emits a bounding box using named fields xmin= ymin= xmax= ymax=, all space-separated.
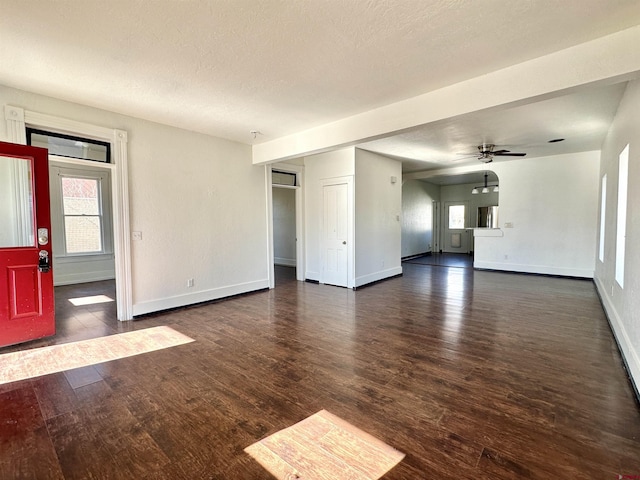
xmin=481 ymin=187 xmax=489 ymax=194
xmin=471 ymin=188 xmax=479 ymax=195
xmin=493 ymin=185 xmax=499 ymax=193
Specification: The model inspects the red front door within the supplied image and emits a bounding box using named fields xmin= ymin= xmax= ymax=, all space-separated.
xmin=0 ymin=141 xmax=54 ymax=348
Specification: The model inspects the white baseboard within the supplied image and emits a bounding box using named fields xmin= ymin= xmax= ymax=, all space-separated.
xmin=54 ymin=270 xmax=116 ymax=286
xmin=473 ymin=261 xmax=593 ymax=278
xmin=355 ymin=266 xmax=402 ymax=288
xmin=594 ymin=277 xmax=640 ymax=397
xmin=305 ymin=270 xmax=320 ymax=282
xmin=132 ymin=279 xmax=269 ymax=317
xmin=274 ymin=257 xmax=296 ymax=267
xmin=401 ymin=251 xmax=431 ymax=261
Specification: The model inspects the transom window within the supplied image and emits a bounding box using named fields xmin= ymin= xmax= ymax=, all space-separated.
xmin=272 ymin=170 xmax=297 ymax=186
xmin=27 ymin=128 xmax=111 ymax=163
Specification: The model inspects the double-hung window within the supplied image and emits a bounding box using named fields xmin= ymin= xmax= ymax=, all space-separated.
xmin=60 ymin=175 xmax=104 ymax=254
xmin=49 ymin=163 xmax=113 ymax=260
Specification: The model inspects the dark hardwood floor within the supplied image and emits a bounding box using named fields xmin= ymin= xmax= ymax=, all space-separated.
xmin=403 ymin=252 xmax=474 ymax=268
xmin=1 ymin=265 xmax=639 ymax=479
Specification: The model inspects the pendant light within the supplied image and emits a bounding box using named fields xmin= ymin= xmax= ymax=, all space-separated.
xmin=472 ymin=172 xmax=499 ymax=194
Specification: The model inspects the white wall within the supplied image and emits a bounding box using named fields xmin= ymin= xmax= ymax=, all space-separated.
xmin=303 ymin=147 xmax=355 ymax=281
xmin=354 ymin=149 xmax=402 ymax=287
xmin=1 ymin=85 xmax=269 ymax=316
xmin=272 ymin=187 xmax=296 ymax=266
xmin=595 ymin=79 xmax=640 ymax=394
xmin=474 ymin=151 xmax=600 ymax=277
xmin=401 ymin=179 xmax=440 ymax=257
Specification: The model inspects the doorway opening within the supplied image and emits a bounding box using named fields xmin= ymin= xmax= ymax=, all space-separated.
xmin=428 ymin=171 xmax=500 ymax=255
xmin=47 ymin=159 xmax=116 ymax=286
xmin=268 ymin=164 xmax=305 ymax=287
xmin=272 ymin=184 xmax=297 ymax=286
xmin=28 ymin=129 xmax=117 ymax=314
xmin=5 ymin=105 xmax=132 ymax=320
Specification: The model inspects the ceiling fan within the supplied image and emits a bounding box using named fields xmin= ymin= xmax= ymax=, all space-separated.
xmin=459 ymin=143 xmax=527 ymax=163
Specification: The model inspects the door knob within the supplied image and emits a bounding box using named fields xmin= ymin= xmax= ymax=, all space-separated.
xmin=38 ymin=228 xmax=49 ymax=245
xmin=342 ymin=241 xmax=347 ymax=245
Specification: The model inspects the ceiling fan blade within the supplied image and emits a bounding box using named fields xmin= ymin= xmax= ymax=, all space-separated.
xmin=492 ymin=149 xmax=510 ymax=154
xmin=493 ymin=152 xmax=526 ymax=156
xmin=450 ymin=155 xmax=478 ymax=162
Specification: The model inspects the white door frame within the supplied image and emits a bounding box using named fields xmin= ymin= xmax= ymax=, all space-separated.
xmin=5 ymin=105 xmax=133 ymax=320
xmin=432 ymin=200 xmax=441 ymax=253
xmin=266 ymin=163 xmax=305 ymax=287
xmin=320 ymin=176 xmax=354 ymax=289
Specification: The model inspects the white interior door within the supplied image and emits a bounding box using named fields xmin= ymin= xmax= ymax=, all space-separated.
xmin=443 ymin=201 xmax=470 ymax=253
xmin=323 ymin=183 xmax=348 ymax=287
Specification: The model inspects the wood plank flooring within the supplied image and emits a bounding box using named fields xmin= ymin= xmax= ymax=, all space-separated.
xmin=1 ymin=265 xmax=639 ymax=479
xmin=403 ymin=252 xmax=473 ymax=268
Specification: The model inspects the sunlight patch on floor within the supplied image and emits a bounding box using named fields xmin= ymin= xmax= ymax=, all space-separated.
xmin=0 ymin=326 xmax=194 ymax=385
xmin=245 ymin=410 xmax=404 ymax=479
xmin=68 ymin=294 xmax=115 ymax=306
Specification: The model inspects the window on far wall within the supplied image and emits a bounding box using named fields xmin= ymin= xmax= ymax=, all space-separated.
xmin=599 ymin=174 xmax=606 ymax=263
xmin=61 ymin=176 xmax=104 ymax=254
xmin=449 ymin=205 xmax=465 ymax=229
xmin=615 ymin=145 xmax=629 ymax=288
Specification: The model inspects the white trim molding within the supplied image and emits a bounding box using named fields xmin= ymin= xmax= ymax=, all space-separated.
xmin=5 ymin=105 xmax=27 ymax=144
xmin=473 ymin=261 xmax=594 ymax=278
xmin=594 ymin=277 xmax=640 ymax=395
xmin=355 ymin=266 xmax=403 ymax=288
xmin=132 ymin=279 xmax=269 ymax=317
xmin=265 ymin=166 xmax=275 ymax=288
xmin=4 ymin=105 xmax=133 ymax=320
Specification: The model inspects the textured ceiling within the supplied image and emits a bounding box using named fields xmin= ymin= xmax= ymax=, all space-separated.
xmin=1 ymin=0 xmax=639 ymax=175
xmin=358 ymin=82 xmax=627 ymax=175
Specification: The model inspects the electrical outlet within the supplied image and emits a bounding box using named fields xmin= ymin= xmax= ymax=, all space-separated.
xmin=132 ymin=231 xmax=142 ymax=240
xmin=187 ymin=278 xmax=194 ymax=288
